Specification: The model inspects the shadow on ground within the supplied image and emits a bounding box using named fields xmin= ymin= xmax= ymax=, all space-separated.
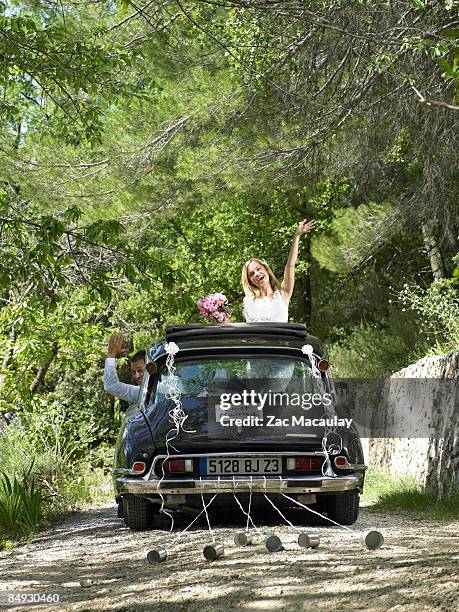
xmin=0 ymin=503 xmax=458 ymax=611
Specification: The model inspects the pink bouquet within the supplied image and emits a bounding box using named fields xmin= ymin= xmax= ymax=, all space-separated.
xmin=197 ymin=292 xmax=232 ymax=323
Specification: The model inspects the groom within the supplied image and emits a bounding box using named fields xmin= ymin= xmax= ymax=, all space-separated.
xmin=103 ymin=332 xmax=145 ymax=404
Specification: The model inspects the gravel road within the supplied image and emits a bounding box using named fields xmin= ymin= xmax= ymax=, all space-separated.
xmin=1 ymin=501 xmax=458 ymax=611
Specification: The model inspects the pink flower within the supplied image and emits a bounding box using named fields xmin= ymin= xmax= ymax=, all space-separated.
xmin=197 ymin=296 xmax=217 ymax=318
xmin=197 ymin=292 xmax=231 ymax=323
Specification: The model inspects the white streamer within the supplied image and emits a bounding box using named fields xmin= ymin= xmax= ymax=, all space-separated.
xmin=200 ymin=478 xmax=215 ymax=542
xmin=156 ymin=342 xmax=196 ymax=529
xmin=166 ymin=494 xmax=219 ymax=549
xmin=263 ymin=494 xmax=301 ymax=533
xmin=301 ymin=344 xmax=322 ymax=379
xmin=281 ymin=493 xmax=354 ymax=533
xmin=231 ymin=476 xmax=262 ymax=536
xmin=302 ymin=344 xmax=343 ymax=477
xmin=246 ymin=477 xmax=253 ymax=533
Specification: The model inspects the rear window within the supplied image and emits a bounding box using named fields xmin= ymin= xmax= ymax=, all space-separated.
xmin=145 ymin=356 xmax=334 ymax=441
xmin=151 ymin=357 xmax=320 ymax=405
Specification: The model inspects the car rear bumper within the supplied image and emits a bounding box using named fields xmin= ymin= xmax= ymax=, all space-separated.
xmin=115 ymin=473 xmax=364 ymax=495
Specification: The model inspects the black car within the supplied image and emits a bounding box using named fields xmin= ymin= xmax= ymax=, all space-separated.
xmin=113 ymin=323 xmax=367 ymax=530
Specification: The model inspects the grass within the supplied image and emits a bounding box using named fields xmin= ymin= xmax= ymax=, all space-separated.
xmin=363 ymin=466 xmax=459 ymax=520
xmin=0 ymin=467 xmax=46 ymax=541
xmin=0 ymin=419 xmax=114 ymax=550
xmin=0 ymin=464 xmax=112 ymax=551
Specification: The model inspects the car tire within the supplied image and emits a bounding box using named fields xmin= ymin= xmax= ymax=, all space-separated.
xmin=326 ymin=490 xmax=359 ymax=525
xmin=122 ymin=496 xmax=156 ymax=530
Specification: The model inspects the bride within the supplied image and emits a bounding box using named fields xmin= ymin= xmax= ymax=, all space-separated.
xmin=242 ymin=219 xmax=315 ymax=322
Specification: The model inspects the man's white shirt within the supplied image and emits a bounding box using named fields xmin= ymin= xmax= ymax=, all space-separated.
xmin=103 ymin=358 xmax=140 ymax=404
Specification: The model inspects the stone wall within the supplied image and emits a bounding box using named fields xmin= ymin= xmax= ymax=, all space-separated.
xmin=364 ymin=351 xmax=459 ymax=498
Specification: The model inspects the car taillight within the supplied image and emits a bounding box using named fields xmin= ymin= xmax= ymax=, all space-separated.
xmin=287 ymin=457 xmax=323 ymax=471
xmin=334 ymin=456 xmax=347 ymax=467
xmin=132 ymin=461 xmax=146 ymax=473
xmin=162 ymin=459 xmax=194 ymax=473
xmin=295 ymin=458 xmax=311 ymax=470
xmin=310 ymin=457 xmax=323 ymax=470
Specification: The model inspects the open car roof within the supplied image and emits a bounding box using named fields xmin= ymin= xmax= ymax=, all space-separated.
xmin=166 ymin=322 xmax=308 ymax=342
xmin=147 ymin=323 xmax=327 ymax=361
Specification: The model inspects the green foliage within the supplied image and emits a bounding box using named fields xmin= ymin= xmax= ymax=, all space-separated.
xmin=311 ymin=202 xmax=394 ymax=274
xmin=221 ymin=6 xmax=286 ymax=89
xmin=0 ymin=3 xmax=146 ymax=143
xmin=0 ymin=287 xmax=106 ymax=409
xmin=0 ymin=463 xmax=46 ymax=540
xmin=329 ymin=278 xmax=459 ymax=376
xmin=384 ymin=128 xmax=412 ymax=165
xmin=396 ymin=279 xmax=459 ymax=354
xmin=364 ymin=466 xmax=459 ymax=520
xmin=328 ymin=320 xmax=415 ymax=377
xmin=50 ymin=365 xmax=114 ymax=443
xmin=0 ymin=195 xmax=165 ymax=308
xmin=0 ymin=409 xmax=112 ymax=541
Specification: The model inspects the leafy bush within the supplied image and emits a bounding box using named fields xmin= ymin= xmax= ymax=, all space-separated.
xmin=328 ymin=320 xmax=414 ymax=378
xmin=396 ymin=279 xmax=459 ymax=355
xmin=49 ymin=364 xmax=114 ymax=444
xmin=0 ymin=407 xmax=112 ymax=543
xmin=328 ymin=278 xmax=459 ymax=378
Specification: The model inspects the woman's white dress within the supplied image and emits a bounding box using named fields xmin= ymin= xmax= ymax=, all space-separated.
xmin=242 ymin=290 xmax=292 ymax=386
xmin=242 ymin=289 xmax=288 ymax=323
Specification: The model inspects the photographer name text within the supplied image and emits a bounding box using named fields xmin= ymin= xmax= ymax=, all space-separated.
xmin=219 ymin=415 xmax=353 ymax=428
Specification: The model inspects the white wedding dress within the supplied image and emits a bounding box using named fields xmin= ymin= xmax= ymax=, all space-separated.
xmin=242 ymin=289 xmax=292 ymax=387
xmin=242 ymin=289 xmax=289 ymax=323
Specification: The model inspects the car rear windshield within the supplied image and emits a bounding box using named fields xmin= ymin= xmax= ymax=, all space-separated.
xmin=146 ymin=356 xmax=334 ymax=441
xmin=151 ymin=356 xmax=322 ymax=405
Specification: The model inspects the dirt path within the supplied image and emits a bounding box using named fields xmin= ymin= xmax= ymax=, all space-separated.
xmin=1 ymin=501 xmax=458 ymax=611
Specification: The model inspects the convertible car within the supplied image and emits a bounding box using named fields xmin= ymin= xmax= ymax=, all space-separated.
xmin=113 ymin=323 xmax=366 ymax=530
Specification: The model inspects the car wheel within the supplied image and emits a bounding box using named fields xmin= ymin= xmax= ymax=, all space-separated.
xmin=326 ymin=490 xmax=359 ymax=525
xmin=122 ymin=495 xmax=156 ymax=530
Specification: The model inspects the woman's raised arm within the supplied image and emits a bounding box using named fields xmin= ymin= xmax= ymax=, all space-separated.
xmin=281 ymin=219 xmax=316 ymax=299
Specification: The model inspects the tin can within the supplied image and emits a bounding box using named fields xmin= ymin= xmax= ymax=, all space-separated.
xmin=264 ymin=534 xmax=283 ymax=552
xmin=203 ymin=542 xmax=225 ymax=561
xmin=298 ymin=532 xmax=320 ymax=549
xmin=361 ymin=530 xmax=384 ymax=550
xmin=234 ymin=532 xmax=253 ymax=546
xmin=147 ymin=547 xmax=167 ymax=564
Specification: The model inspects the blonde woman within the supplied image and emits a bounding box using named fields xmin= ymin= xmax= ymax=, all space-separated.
xmin=242 ymin=219 xmax=315 ymax=322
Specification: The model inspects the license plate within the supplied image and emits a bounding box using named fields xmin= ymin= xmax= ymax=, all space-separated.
xmin=206 ymin=456 xmax=281 ymax=475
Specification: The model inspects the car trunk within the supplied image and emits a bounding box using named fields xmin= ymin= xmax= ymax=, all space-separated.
xmin=146 ymin=395 xmax=329 ymax=453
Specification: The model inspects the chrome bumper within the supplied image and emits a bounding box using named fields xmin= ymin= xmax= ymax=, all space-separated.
xmin=115 ymin=473 xmax=363 ymax=496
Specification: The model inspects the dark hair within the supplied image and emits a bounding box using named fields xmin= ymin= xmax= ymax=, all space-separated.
xmin=131 ymin=350 xmax=146 ymax=363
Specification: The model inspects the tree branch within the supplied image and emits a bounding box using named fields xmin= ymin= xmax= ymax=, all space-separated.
xmin=411 ymin=85 xmax=459 ymax=111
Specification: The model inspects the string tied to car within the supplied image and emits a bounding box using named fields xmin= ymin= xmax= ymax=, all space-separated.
xmin=146 ymin=335 xmax=383 ymax=565
xmin=156 ymin=341 xmax=195 ymax=529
